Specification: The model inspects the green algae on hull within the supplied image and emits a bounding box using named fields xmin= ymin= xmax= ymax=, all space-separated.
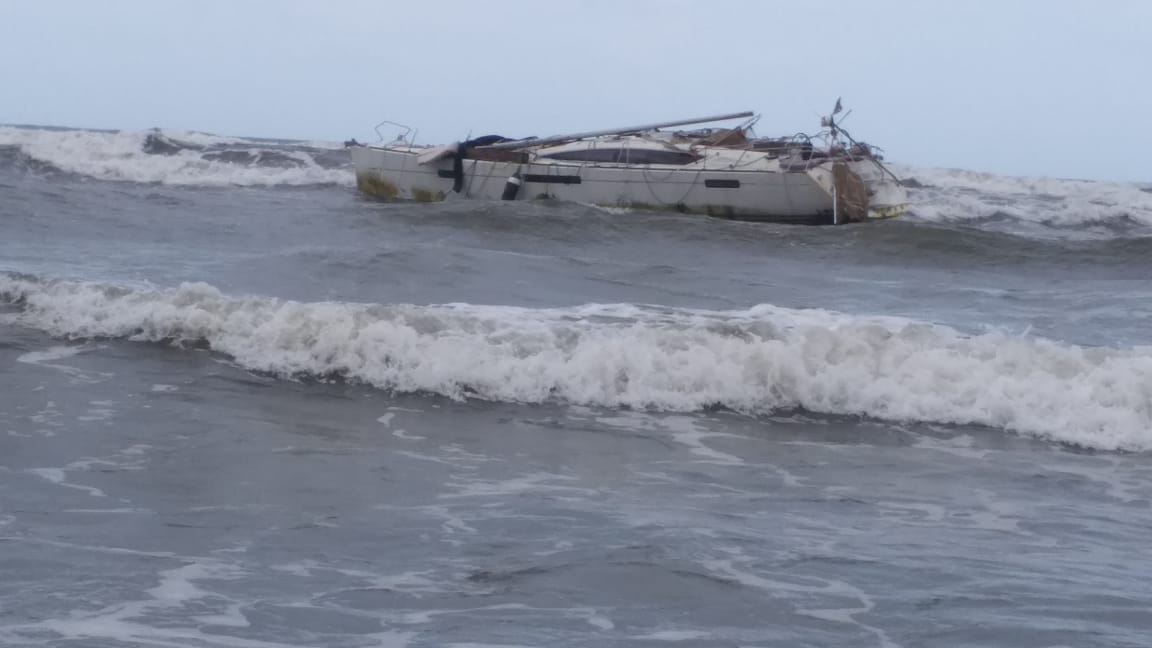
xmin=411 ymin=188 xmax=446 ymax=202
xmin=356 ymin=173 xmax=399 ymax=199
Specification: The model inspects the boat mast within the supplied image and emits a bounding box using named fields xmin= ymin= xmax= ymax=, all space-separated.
xmin=478 ymin=111 xmax=755 ymax=150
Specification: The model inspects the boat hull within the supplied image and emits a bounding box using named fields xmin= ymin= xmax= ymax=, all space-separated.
xmin=350 ymin=145 xmax=907 ymax=224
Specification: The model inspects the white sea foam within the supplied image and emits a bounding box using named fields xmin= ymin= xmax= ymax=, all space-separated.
xmin=632 ymin=630 xmax=712 ymax=641
xmin=894 ymin=164 xmax=1152 ymax=230
xmin=3 ymin=276 xmax=1151 ymax=451
xmin=27 ymin=467 xmax=105 ymax=497
xmin=662 ymin=416 xmax=745 ymax=465
xmin=444 ymin=473 xmax=594 ymax=499
xmin=0 ymin=552 xmax=417 ymax=647
xmin=17 ymin=345 xmax=84 ymax=365
xmin=0 ymin=126 xmax=351 ymax=187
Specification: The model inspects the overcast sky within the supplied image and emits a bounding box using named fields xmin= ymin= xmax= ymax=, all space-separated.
xmin=2 ymin=1 xmax=1148 ymax=181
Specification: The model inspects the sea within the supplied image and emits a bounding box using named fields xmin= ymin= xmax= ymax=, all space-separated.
xmin=1 ymin=124 xmax=1151 ymax=648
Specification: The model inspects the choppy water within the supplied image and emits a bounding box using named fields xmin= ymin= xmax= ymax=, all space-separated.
xmin=2 ymin=124 xmax=1150 ymax=647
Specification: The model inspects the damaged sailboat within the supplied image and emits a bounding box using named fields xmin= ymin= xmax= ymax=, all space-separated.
xmin=346 ymin=102 xmax=909 ymax=225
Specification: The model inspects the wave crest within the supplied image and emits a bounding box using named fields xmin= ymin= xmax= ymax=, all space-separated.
xmin=897 ymin=165 xmax=1152 ymax=234
xmin=0 ymin=126 xmax=352 ymax=187
xmin=3 ymin=275 xmax=1150 ymax=451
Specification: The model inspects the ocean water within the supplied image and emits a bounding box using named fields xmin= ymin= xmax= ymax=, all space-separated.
xmin=1 ymin=124 xmax=1151 ymax=647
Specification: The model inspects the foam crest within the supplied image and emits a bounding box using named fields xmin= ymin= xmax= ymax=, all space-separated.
xmin=897 ymin=164 xmax=1152 ymax=232
xmin=3 ymin=275 xmax=1150 ymax=451
xmin=0 ymin=126 xmax=352 ymax=187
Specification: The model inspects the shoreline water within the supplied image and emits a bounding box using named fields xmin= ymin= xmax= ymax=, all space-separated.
xmin=3 ymin=123 xmax=1151 ymax=647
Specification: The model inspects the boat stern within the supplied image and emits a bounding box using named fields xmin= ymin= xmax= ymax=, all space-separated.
xmin=806 ymin=159 xmax=909 ymax=223
xmin=349 ymin=145 xmax=448 ymax=202
xmin=864 ymin=175 xmax=910 ymax=220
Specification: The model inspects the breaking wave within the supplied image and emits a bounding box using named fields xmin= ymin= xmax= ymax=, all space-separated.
xmin=4 ymin=125 xmax=1152 ymax=236
xmin=0 ymin=125 xmax=353 ymax=187
xmin=896 ymin=164 xmax=1152 ymax=235
xmin=3 ymin=274 xmax=1150 ymax=452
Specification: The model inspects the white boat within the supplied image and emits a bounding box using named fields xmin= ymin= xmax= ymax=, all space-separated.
xmin=346 ymin=105 xmax=909 ymax=225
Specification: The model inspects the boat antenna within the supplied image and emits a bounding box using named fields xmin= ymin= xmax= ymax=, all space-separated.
xmin=821 ymin=98 xmax=902 ymax=185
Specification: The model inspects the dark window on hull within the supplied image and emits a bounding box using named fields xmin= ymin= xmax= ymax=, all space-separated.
xmin=704 ymin=179 xmax=740 ymax=189
xmin=523 ymin=174 xmax=582 ymax=184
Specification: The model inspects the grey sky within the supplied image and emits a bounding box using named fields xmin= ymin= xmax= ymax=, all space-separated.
xmin=3 ymin=0 xmax=1148 ymax=181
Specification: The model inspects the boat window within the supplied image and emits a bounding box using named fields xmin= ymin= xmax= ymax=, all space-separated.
xmin=621 ymin=149 xmax=699 ymax=165
xmin=537 ymin=148 xmax=698 ymax=165
xmin=538 ymin=149 xmax=624 ymax=163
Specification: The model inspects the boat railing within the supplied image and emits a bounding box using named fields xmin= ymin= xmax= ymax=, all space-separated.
xmin=373 ymin=120 xmax=417 ymax=147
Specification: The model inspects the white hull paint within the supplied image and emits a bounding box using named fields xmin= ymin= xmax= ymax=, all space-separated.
xmin=350 ymin=139 xmax=908 ymax=225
